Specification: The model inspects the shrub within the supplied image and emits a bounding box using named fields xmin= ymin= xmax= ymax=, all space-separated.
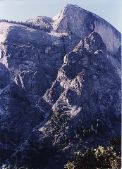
xmin=64 ymin=143 xmax=121 ymax=169
xmin=64 ymin=161 xmax=75 ymax=169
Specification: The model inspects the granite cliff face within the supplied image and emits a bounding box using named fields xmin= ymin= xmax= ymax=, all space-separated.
xmin=0 ymin=4 xmax=121 ymax=169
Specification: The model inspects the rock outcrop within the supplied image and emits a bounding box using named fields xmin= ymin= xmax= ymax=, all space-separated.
xmin=0 ymin=4 xmax=121 ymax=169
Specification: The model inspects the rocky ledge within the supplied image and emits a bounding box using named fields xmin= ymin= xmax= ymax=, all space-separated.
xmin=0 ymin=4 xmax=121 ymax=169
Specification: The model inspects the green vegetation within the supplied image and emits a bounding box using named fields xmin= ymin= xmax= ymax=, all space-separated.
xmin=2 ymin=137 xmax=121 ymax=169
xmin=0 ymin=19 xmax=50 ymax=32
xmin=64 ymin=161 xmax=75 ymax=169
xmin=64 ymin=139 xmax=121 ymax=169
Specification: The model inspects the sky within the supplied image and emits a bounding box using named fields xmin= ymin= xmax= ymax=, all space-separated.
xmin=0 ymin=0 xmax=121 ymax=32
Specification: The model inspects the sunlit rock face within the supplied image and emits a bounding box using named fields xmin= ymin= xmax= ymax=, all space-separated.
xmin=53 ymin=4 xmax=120 ymax=55
xmin=0 ymin=4 xmax=121 ymax=169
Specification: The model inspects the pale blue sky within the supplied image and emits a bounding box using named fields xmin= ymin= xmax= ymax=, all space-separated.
xmin=0 ymin=0 xmax=121 ymax=32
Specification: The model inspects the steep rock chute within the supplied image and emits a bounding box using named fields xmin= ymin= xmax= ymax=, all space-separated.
xmin=0 ymin=4 xmax=121 ymax=169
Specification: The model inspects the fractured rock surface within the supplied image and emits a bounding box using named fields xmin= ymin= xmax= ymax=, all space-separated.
xmin=0 ymin=4 xmax=121 ymax=169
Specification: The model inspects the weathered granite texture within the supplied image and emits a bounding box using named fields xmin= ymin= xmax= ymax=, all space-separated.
xmin=0 ymin=4 xmax=121 ymax=169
